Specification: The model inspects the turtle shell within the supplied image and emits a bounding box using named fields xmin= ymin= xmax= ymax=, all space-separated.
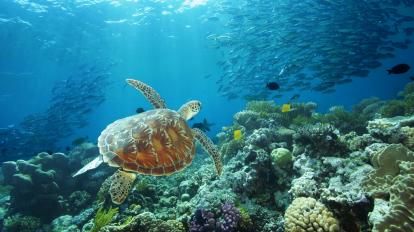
xmin=97 ymin=109 xmax=195 ymax=176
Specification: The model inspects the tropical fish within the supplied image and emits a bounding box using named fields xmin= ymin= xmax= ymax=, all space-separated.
xmin=136 ymin=107 xmax=145 ymax=114
xmin=233 ymin=129 xmax=243 ymax=140
xmin=266 ymin=82 xmax=280 ymax=90
xmin=192 ymin=118 xmax=214 ymax=132
xmin=281 ymin=104 xmax=291 ymax=113
xmin=387 ymin=64 xmax=410 ymax=74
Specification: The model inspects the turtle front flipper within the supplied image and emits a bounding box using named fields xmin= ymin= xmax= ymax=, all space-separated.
xmin=72 ymin=156 xmax=103 ymax=177
xmin=192 ymin=128 xmax=222 ymax=175
xmin=126 ymin=79 xmax=167 ymax=109
xmin=178 ymin=100 xmax=201 ymax=120
xmin=109 ymin=169 xmax=137 ymax=204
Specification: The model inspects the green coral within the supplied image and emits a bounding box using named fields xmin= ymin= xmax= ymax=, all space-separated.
xmin=238 ymin=207 xmax=254 ymax=232
xmin=271 ymin=148 xmax=292 ymax=168
xmin=246 ymin=101 xmax=278 ymax=114
xmin=91 ymin=207 xmax=119 ymax=232
xmin=291 ymin=115 xmax=317 ymax=127
xmin=135 ymin=178 xmax=151 ymax=192
xmin=318 ymin=106 xmax=368 ymax=134
xmin=379 ymin=82 xmax=414 ymax=117
xmin=100 ymin=212 xmax=185 ymax=232
xmin=380 ymin=100 xmax=406 ymax=118
xmin=3 ymin=214 xmax=42 ymax=232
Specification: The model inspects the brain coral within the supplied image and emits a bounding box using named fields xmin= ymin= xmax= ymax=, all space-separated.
xmin=284 ymin=197 xmax=339 ymax=232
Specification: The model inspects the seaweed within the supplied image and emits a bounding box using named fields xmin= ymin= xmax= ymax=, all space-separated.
xmin=91 ymin=206 xmax=118 ymax=232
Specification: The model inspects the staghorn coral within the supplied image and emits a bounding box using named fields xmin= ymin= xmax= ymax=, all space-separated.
xmin=284 ymin=197 xmax=339 ymax=232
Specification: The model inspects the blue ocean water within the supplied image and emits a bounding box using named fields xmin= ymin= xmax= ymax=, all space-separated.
xmin=1 ymin=0 xmax=414 ymax=149
xmin=1 ymin=1 xmax=414 ymax=230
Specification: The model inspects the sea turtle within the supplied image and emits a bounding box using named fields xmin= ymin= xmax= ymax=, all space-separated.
xmin=73 ymin=78 xmax=222 ymax=204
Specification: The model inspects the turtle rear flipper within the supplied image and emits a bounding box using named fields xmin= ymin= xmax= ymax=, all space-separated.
xmin=192 ymin=128 xmax=222 ymax=175
xmin=109 ymin=170 xmax=137 ymax=204
xmin=126 ymin=79 xmax=166 ymax=109
xmin=72 ymin=156 xmax=103 ymax=177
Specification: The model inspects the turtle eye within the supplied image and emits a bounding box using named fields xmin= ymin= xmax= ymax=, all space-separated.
xmin=192 ymin=101 xmax=201 ymax=112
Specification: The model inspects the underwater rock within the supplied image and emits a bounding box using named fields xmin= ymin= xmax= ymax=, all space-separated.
xmin=1 ymin=161 xmax=18 ymax=183
xmin=284 ymin=197 xmax=339 ymax=232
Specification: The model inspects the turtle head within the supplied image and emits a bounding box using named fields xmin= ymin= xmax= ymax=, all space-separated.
xmin=178 ymin=100 xmax=201 ymax=120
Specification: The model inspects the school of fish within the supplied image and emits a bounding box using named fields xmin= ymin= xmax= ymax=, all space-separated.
xmin=203 ymin=0 xmax=414 ymax=100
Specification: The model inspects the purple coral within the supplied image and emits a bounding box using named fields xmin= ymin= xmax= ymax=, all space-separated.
xmin=189 ymin=203 xmax=241 ymax=232
xmin=217 ymin=203 xmax=241 ymax=231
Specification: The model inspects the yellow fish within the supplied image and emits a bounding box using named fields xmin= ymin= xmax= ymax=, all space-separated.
xmin=281 ymin=104 xmax=291 ymax=113
xmin=233 ymin=129 xmax=243 ymax=140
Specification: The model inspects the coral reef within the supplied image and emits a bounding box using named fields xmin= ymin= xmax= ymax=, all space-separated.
xmin=1 ymin=152 xmax=75 ymax=222
xmin=284 ymin=197 xmax=339 ymax=232
xmin=100 ymin=211 xmax=185 ymax=232
xmin=189 ymin=203 xmax=241 ymax=232
xmin=2 ymin=82 xmax=414 ymax=231
xmin=3 ymin=214 xmax=42 ymax=232
xmin=362 ymin=143 xmax=414 ymax=231
xmin=293 ymin=123 xmax=348 ymax=157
